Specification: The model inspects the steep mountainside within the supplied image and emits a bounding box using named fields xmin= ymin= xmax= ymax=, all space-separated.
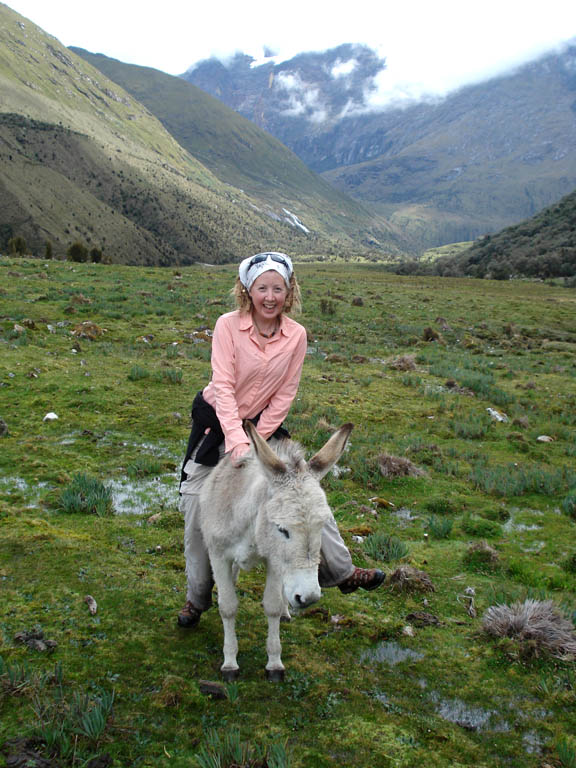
xmin=184 ymin=44 xmax=576 ymax=250
xmin=428 ymin=187 xmax=576 ymax=279
xmin=0 ymin=5 xmax=403 ymax=264
xmin=70 ymin=48 xmax=400 ymax=255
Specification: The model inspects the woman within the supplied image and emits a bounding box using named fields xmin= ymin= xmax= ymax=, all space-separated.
xmin=178 ymin=252 xmax=384 ymax=628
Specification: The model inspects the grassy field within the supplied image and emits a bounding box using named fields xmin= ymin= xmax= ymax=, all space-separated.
xmin=1 ymin=255 xmax=575 ymax=767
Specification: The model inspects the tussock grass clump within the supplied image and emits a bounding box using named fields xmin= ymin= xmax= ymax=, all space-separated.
xmin=127 ymin=456 xmax=164 ymax=478
xmin=424 ymin=498 xmax=459 ymax=515
xmin=470 ymin=461 xmax=576 ymax=497
xmin=128 ymin=364 xmax=150 ymax=381
xmin=387 ymin=566 xmax=435 ymax=593
xmin=482 ymin=599 xmax=576 ymax=660
xmin=561 ymin=488 xmax=576 ymax=519
xmin=363 ymin=532 xmax=409 ymax=563
xmin=196 ymin=727 xmax=290 ymax=768
xmin=58 ymin=473 xmax=114 ymax=516
xmin=426 ymin=515 xmax=453 ymax=539
xmin=377 ymin=453 xmax=426 ymax=479
xmin=463 ymin=541 xmax=501 ymax=572
xmin=388 ymin=354 xmax=417 ymax=371
xmin=461 ymin=515 xmax=502 ymax=538
xmin=450 ymin=412 xmax=492 ymax=439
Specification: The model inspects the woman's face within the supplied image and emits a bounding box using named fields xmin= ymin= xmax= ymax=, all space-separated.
xmin=249 ymin=270 xmax=288 ymax=324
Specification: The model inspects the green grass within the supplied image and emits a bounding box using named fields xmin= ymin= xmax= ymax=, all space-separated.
xmin=1 ymin=256 xmax=575 ymax=767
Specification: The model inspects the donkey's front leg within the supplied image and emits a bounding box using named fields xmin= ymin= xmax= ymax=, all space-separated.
xmin=211 ymin=556 xmax=240 ymax=681
xmin=263 ymin=569 xmax=285 ymax=682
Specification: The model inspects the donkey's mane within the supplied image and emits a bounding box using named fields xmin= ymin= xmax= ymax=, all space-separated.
xmin=273 ymin=438 xmax=307 ymax=472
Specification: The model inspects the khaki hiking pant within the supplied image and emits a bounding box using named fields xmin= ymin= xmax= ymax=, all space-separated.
xmin=180 ymin=437 xmax=355 ymax=611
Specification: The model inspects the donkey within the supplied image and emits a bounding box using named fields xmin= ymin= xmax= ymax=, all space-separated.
xmin=199 ymin=421 xmax=353 ymax=682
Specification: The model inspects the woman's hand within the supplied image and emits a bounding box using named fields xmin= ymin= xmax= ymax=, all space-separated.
xmin=230 ymin=442 xmax=250 ymax=467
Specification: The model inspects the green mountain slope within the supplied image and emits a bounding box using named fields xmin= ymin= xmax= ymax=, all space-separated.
xmin=394 ymin=187 xmax=576 ymax=279
xmin=0 ymin=4 xmax=403 ymax=263
xmin=71 ymin=47 xmax=398 ymax=252
xmin=436 ymin=188 xmax=576 ymax=279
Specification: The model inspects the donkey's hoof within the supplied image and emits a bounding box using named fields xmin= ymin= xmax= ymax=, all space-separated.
xmin=266 ymin=668 xmax=285 ymax=683
xmin=221 ymin=667 xmax=240 ymax=682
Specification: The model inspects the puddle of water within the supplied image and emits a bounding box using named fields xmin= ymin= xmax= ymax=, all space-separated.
xmin=394 ymin=507 xmax=419 ymax=525
xmin=107 ymin=475 xmax=178 ymax=515
xmin=522 ymin=731 xmax=544 ymax=754
xmin=431 ymin=694 xmax=509 ymax=732
xmin=360 ymin=641 xmax=424 ymax=666
xmin=0 ymin=476 xmax=49 ymax=508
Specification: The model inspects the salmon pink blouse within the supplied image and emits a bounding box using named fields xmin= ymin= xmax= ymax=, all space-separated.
xmin=202 ymin=310 xmax=308 ymax=453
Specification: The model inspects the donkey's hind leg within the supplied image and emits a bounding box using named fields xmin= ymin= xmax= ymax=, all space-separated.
xmin=262 ymin=568 xmax=285 ymax=682
xmin=211 ymin=556 xmax=240 ymax=681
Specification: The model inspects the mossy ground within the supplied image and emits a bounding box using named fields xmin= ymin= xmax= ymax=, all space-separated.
xmin=1 ymin=256 xmax=575 ymax=767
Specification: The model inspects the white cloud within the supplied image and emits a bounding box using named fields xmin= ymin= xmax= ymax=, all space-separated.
xmin=331 ymin=58 xmax=357 ymax=78
xmin=6 ymin=0 xmax=576 ymax=101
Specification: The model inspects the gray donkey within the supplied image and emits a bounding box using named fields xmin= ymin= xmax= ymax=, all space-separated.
xmin=199 ymin=421 xmax=353 ymax=681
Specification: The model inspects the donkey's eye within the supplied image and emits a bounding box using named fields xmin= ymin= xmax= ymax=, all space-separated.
xmin=277 ymin=526 xmax=290 ymax=539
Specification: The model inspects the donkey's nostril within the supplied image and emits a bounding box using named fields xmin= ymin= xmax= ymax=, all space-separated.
xmin=295 ymin=594 xmax=304 ymax=606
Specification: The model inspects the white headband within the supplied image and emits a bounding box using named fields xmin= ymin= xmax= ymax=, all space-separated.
xmin=238 ymin=252 xmax=293 ymax=291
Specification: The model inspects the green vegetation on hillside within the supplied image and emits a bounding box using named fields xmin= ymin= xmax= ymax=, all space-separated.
xmin=71 ymin=48 xmax=397 ymax=254
xmin=0 ymin=4 xmax=405 ymax=266
xmin=1 ymin=256 xmax=575 ymax=767
xmin=394 ymin=188 xmax=576 ymax=281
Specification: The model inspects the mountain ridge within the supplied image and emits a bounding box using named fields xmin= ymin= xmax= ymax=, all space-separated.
xmin=0 ymin=4 xmax=404 ymax=263
xmin=184 ymin=43 xmax=576 ymax=250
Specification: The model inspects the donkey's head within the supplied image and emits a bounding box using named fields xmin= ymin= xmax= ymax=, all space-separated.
xmin=244 ymin=421 xmax=353 ymax=610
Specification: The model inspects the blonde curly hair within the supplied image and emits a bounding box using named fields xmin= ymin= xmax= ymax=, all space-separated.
xmin=232 ymin=274 xmax=302 ymax=315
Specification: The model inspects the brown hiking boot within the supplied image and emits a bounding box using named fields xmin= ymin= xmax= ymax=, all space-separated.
xmin=177 ymin=601 xmax=202 ymax=628
xmin=338 ymin=567 xmax=385 ymax=594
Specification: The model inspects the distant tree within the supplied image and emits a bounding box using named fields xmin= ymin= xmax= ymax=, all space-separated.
xmin=89 ymin=247 xmax=103 ymax=263
xmin=45 ymin=240 xmax=53 ymax=260
xmin=8 ymin=236 xmax=27 ymax=256
xmin=67 ymin=241 xmax=88 ymax=263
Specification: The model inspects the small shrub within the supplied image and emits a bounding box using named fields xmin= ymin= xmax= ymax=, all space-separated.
xmin=450 ymin=412 xmax=492 ymax=440
xmin=363 ymin=532 xmax=409 ymax=562
xmin=67 ymin=241 xmax=88 ymax=263
xmin=127 ymin=456 xmax=164 ymax=478
xmin=45 ymin=240 xmax=53 ymax=259
xmin=463 ymin=541 xmax=500 ymax=573
xmin=196 ymin=727 xmax=290 ymax=768
xmin=424 ymin=498 xmax=459 ymax=515
xmin=89 ymin=247 xmax=103 ymax=263
xmin=426 ymin=515 xmax=453 ymax=539
xmin=8 ymin=235 xmax=27 ymax=255
xmin=561 ymin=488 xmax=576 ymax=519
xmin=387 ymin=566 xmax=435 ymax=593
xmin=59 ymin=473 xmax=114 ymax=516
xmin=461 ymin=515 xmax=502 ymax=538
xmin=161 ymin=368 xmax=183 ymax=385
xmin=378 ymin=453 xmax=426 ymax=479
xmin=320 ymin=298 xmax=336 ymax=315
xmin=128 ymin=364 xmax=150 ymax=381
xmin=478 ymin=505 xmax=510 ymax=522
xmin=556 ymin=738 xmax=576 ymax=768
xmin=388 ymin=354 xmax=416 ymax=371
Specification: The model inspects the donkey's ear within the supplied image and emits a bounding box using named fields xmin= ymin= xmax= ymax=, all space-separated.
xmin=308 ymin=423 xmax=353 ymax=480
xmin=243 ymin=420 xmax=287 ymax=475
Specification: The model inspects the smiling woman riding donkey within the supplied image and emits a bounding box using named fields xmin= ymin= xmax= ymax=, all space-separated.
xmin=177 ymin=251 xmax=385 ymax=630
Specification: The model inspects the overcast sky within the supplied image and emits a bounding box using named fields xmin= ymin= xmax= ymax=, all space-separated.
xmin=6 ymin=0 xmax=576 ymax=105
